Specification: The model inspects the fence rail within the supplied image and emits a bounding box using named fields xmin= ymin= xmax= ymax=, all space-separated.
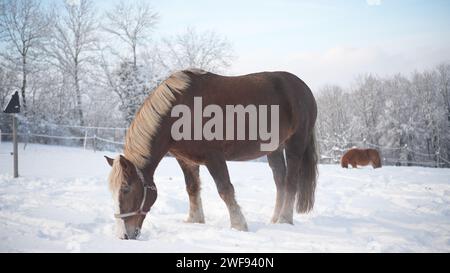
xmin=1 ymin=117 xmax=448 ymax=168
xmin=0 ymin=117 xmax=126 ymax=152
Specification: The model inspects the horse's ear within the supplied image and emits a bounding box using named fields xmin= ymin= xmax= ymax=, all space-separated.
xmin=119 ymin=155 xmax=131 ymax=170
xmin=104 ymin=156 xmax=114 ymax=167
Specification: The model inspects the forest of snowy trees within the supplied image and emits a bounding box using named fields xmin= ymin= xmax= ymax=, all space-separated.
xmin=316 ymin=64 xmax=450 ymax=167
xmin=1 ymin=0 xmax=449 ymax=168
xmin=0 ymin=0 xmax=233 ymax=129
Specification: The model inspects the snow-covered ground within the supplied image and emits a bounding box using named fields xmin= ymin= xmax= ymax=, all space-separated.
xmin=0 ymin=142 xmax=449 ymax=252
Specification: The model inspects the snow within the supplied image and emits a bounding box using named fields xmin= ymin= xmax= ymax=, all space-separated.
xmin=0 ymin=142 xmax=449 ymax=252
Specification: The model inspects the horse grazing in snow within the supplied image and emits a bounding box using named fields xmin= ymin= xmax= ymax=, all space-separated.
xmin=104 ymin=69 xmax=318 ymax=239
xmin=341 ymin=148 xmax=382 ymax=169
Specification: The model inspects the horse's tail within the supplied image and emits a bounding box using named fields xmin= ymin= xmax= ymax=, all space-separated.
xmin=296 ymin=128 xmax=318 ymax=213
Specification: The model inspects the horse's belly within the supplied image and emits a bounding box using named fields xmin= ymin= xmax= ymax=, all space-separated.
xmin=350 ymin=154 xmax=370 ymax=166
xmin=169 ymin=139 xmax=286 ymax=164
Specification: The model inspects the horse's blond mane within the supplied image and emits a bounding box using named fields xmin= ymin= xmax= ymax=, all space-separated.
xmin=123 ymin=70 xmax=200 ymax=169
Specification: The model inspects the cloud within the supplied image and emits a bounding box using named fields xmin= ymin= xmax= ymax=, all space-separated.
xmin=366 ymin=0 xmax=382 ymax=6
xmin=230 ymin=43 xmax=450 ymax=92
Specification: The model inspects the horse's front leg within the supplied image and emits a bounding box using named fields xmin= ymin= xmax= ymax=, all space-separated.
xmin=205 ymin=155 xmax=248 ymax=231
xmin=176 ymin=158 xmax=205 ymax=224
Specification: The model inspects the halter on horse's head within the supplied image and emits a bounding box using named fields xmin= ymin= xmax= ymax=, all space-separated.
xmin=105 ymin=155 xmax=157 ymax=239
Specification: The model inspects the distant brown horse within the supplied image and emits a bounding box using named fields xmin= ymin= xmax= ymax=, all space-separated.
xmin=104 ymin=69 xmax=318 ymax=239
xmin=341 ymin=148 xmax=381 ymax=169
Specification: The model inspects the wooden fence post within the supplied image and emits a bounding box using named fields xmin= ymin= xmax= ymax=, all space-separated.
xmin=83 ymin=129 xmax=88 ymax=150
xmin=93 ymin=133 xmax=96 ymax=153
xmin=13 ymin=114 xmax=18 ymax=178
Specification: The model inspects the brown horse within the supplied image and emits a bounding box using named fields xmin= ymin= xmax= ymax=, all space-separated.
xmin=341 ymin=148 xmax=382 ymax=169
xmin=104 ymin=69 xmax=318 ymax=239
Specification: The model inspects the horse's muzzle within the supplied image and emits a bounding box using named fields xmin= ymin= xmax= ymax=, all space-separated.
xmin=121 ymin=228 xmax=141 ymax=240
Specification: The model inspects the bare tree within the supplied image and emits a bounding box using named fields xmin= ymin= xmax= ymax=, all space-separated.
xmin=49 ymin=0 xmax=98 ymax=126
xmin=316 ymin=85 xmax=353 ymax=162
xmin=351 ymin=74 xmax=384 ymax=145
xmin=436 ymin=63 xmax=450 ymax=123
xmin=0 ymin=65 xmax=17 ymax=107
xmin=103 ymin=0 xmax=158 ymax=68
xmin=0 ymin=0 xmax=49 ymax=114
xmin=159 ymin=27 xmax=234 ymax=73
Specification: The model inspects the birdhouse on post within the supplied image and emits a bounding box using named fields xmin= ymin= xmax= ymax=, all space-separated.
xmin=3 ymin=91 xmax=21 ymax=178
xmin=3 ymin=91 xmax=20 ymax=114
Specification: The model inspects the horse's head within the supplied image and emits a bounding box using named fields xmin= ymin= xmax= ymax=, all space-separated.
xmin=368 ymin=149 xmax=382 ymax=169
xmin=105 ymin=155 xmax=157 ymax=240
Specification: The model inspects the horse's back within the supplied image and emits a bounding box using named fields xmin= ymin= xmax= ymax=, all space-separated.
xmin=199 ymin=70 xmax=313 ymax=98
xmin=187 ymin=70 xmax=317 ymax=129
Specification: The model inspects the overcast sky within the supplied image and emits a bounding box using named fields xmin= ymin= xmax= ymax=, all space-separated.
xmin=94 ymin=0 xmax=450 ymax=91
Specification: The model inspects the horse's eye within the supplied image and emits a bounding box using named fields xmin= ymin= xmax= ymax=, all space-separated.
xmin=121 ymin=186 xmax=130 ymax=194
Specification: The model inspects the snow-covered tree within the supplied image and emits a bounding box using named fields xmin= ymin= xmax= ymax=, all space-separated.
xmin=48 ymin=0 xmax=98 ymax=126
xmin=411 ymin=70 xmax=448 ymax=166
xmin=158 ymin=27 xmax=234 ymax=73
xmin=315 ymin=65 xmax=450 ymax=167
xmin=103 ymin=0 xmax=158 ymax=68
xmin=377 ymin=74 xmax=417 ymax=165
xmin=316 ymin=85 xmax=353 ymax=162
xmin=0 ymin=0 xmax=50 ymax=114
xmin=350 ymin=74 xmax=384 ymax=146
xmin=111 ymin=61 xmax=152 ymax=124
xmin=436 ymin=63 xmax=450 ymax=164
xmin=0 ymin=65 xmax=17 ymax=108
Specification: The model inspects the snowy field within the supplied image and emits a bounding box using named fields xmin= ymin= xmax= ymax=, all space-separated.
xmin=0 ymin=142 xmax=449 ymax=253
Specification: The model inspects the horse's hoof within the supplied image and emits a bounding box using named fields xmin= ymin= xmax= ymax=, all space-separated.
xmin=231 ymin=224 xmax=248 ymax=232
xmin=231 ymin=226 xmax=248 ymax=232
xmin=184 ymin=217 xmax=205 ymax=224
xmin=277 ymin=217 xmax=293 ymax=225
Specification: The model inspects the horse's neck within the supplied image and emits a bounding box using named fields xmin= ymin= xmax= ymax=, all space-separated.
xmin=124 ymin=126 xmax=171 ymax=175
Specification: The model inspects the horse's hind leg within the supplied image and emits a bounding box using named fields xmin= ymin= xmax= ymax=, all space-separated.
xmin=278 ymin=128 xmax=316 ymax=224
xmin=277 ymin=145 xmax=301 ymax=224
xmin=176 ymin=158 xmax=205 ymax=223
xmin=205 ymin=155 xmax=248 ymax=231
xmin=267 ymin=147 xmax=286 ymax=223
